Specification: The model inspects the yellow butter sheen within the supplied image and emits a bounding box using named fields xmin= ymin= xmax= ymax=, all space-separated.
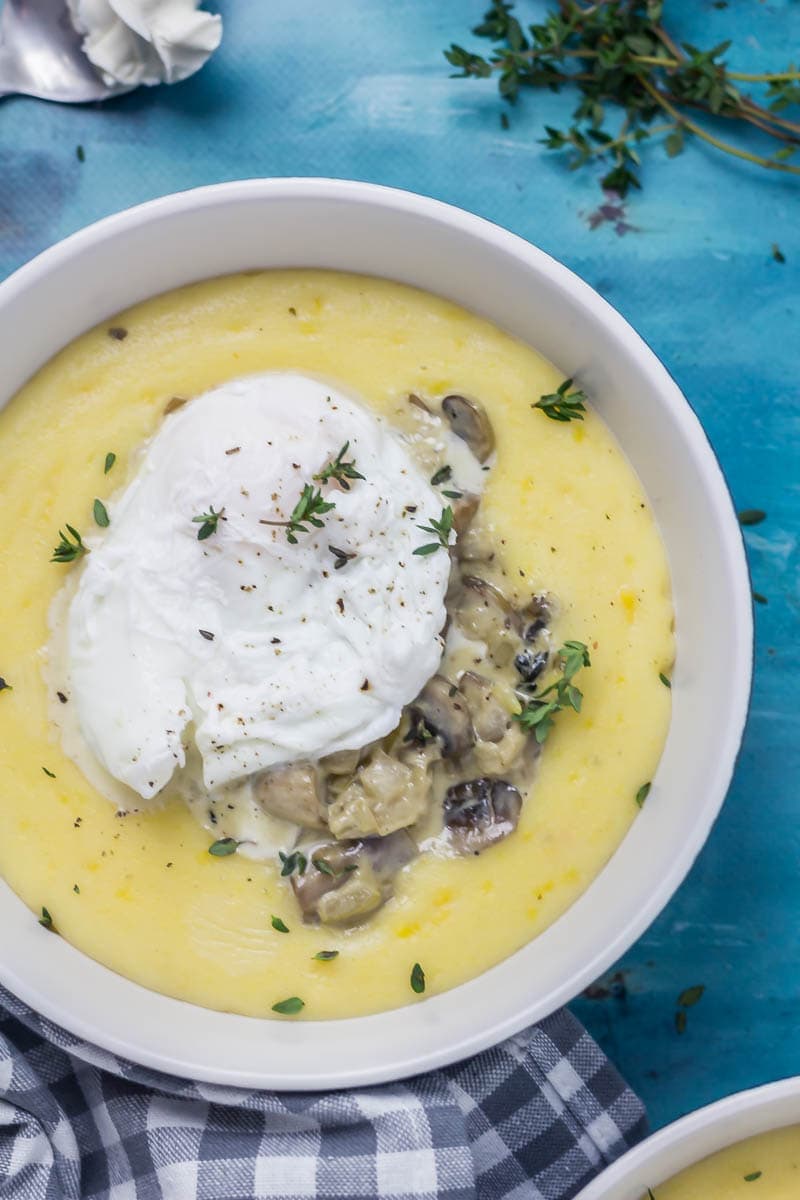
xmin=650 ymin=1125 xmax=800 ymax=1199
xmin=0 ymin=270 xmax=673 ymax=1018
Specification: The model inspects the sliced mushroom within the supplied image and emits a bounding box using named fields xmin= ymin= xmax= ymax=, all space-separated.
xmin=408 ymin=674 xmax=475 ymax=759
xmin=291 ymin=831 xmax=416 ymax=925
xmin=514 ymin=648 xmax=548 ymax=685
xmin=472 ymin=722 xmax=529 ymax=775
xmin=291 ymin=841 xmax=361 ymax=917
xmin=320 ymin=747 xmax=362 ymax=776
xmin=326 ymin=749 xmax=431 ymax=839
xmin=455 ymin=522 xmax=495 ymax=564
xmin=443 ymin=778 xmax=522 ymax=853
xmin=450 ymin=491 xmax=480 ymax=538
xmin=520 ymin=593 xmax=552 ymax=642
xmin=458 ymin=672 xmax=509 ymax=743
xmin=454 ymin=577 xmax=521 ymax=666
xmin=442 ymin=394 xmax=495 ymax=463
xmin=254 ymin=762 xmax=327 ymax=829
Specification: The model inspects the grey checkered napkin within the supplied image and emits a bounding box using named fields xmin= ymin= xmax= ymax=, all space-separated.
xmin=0 ymin=984 xmax=645 ymax=1199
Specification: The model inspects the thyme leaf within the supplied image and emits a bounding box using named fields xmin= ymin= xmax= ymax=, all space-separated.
xmin=514 ymin=640 xmax=591 ymax=743
xmin=533 ymin=378 xmax=587 ymax=422
xmin=192 ymin=505 xmax=225 ymax=540
xmin=413 ymin=506 xmax=454 ymax=556
xmin=93 ymin=499 xmax=110 ymax=528
xmin=410 ymin=962 xmax=426 ymax=993
xmin=279 ymin=849 xmax=307 ymax=877
xmin=208 ymin=837 xmax=240 ymax=857
xmin=314 ymin=441 xmax=365 ymax=491
xmin=272 ymin=996 xmax=304 ymax=1014
xmin=51 ymin=525 xmax=88 ymax=564
xmin=261 ymin=484 xmax=336 ymax=544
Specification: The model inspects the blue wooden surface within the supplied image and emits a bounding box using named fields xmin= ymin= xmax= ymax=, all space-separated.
xmin=1 ymin=0 xmax=798 ymax=1132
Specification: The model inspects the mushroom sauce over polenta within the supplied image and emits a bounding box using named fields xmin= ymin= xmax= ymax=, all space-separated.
xmin=0 ymin=270 xmax=673 ymax=1018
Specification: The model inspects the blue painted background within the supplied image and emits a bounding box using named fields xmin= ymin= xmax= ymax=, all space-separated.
xmin=1 ymin=0 xmax=798 ymax=1132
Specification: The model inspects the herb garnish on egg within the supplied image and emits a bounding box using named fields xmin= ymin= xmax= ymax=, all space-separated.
xmin=103 ymin=452 xmax=116 ymax=474
xmin=328 ymin=545 xmax=357 ymax=570
xmin=192 ymin=505 xmax=225 ymax=540
xmin=261 ymin=484 xmax=336 ymax=544
xmin=313 ymin=440 xmax=365 ymax=491
xmin=413 ymin=506 xmax=454 ymax=556
xmin=313 ymin=950 xmax=339 ymax=961
xmin=410 ymin=962 xmax=426 ymax=993
xmin=271 ymin=915 xmax=290 ymax=933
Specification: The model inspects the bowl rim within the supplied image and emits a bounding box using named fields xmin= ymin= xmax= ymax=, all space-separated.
xmin=575 ymin=1077 xmax=800 ymax=1197
xmin=0 ymin=178 xmax=754 ymax=1088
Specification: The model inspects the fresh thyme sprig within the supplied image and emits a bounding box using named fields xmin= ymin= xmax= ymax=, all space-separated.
xmin=445 ymin=0 xmax=800 ymax=199
xmin=51 ymin=525 xmax=88 ymax=564
xmin=192 ymin=505 xmax=225 ymax=541
xmin=413 ymin=506 xmax=454 ymax=556
xmin=314 ymin=441 xmax=365 ymax=491
xmin=533 ymin=378 xmax=587 ymax=422
xmin=261 ymin=485 xmax=336 ymax=545
xmin=514 ymin=639 xmax=591 ymax=743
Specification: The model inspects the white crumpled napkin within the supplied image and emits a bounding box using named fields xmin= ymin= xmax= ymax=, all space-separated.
xmin=67 ymin=0 xmax=222 ymax=89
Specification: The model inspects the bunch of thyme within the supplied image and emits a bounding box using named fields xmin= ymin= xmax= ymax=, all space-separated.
xmin=445 ymin=0 xmax=800 ymax=198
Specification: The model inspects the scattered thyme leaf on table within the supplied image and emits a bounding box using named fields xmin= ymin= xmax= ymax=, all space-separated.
xmin=444 ymin=0 xmax=800 ymax=200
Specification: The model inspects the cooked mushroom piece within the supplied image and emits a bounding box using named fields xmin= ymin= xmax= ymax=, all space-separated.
xmin=254 ymin=762 xmax=327 ymax=828
xmin=454 ymin=576 xmax=521 ymax=666
xmin=326 ymin=749 xmax=432 ymax=839
xmin=514 ymin=648 xmax=548 ymax=685
xmin=457 ymin=671 xmax=509 ymax=743
xmin=408 ymin=674 xmax=475 ymax=759
xmin=443 ymin=778 xmax=522 ymax=853
xmin=520 ymin=593 xmax=552 ymax=642
xmin=454 ymin=522 xmax=495 ymax=564
xmin=291 ymin=831 xmax=416 ymax=925
xmin=450 ymin=491 xmax=480 ymax=538
xmin=442 ymin=394 xmax=495 ymax=463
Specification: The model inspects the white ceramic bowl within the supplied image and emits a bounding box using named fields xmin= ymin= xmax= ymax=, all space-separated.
xmin=0 ymin=179 xmax=753 ymax=1089
xmin=576 ymin=1078 xmax=800 ymax=1197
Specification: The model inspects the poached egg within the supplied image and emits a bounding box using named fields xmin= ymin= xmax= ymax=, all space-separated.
xmin=66 ymin=373 xmax=451 ymax=802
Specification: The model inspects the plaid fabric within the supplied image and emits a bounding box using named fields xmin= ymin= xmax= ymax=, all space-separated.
xmin=0 ymin=984 xmax=646 ymax=1200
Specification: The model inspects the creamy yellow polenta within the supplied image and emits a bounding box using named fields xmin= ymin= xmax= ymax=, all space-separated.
xmin=650 ymin=1124 xmax=800 ymax=1198
xmin=0 ymin=270 xmax=673 ymax=1018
